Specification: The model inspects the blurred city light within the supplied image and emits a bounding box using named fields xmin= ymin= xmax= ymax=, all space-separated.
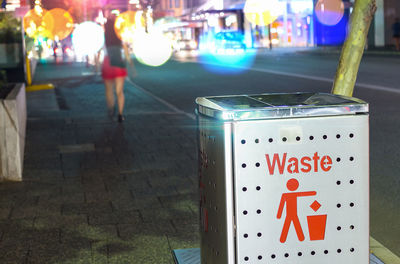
xmin=315 ymin=0 xmax=344 ymax=26
xmin=42 ymin=8 xmax=74 ymax=40
xmin=114 ymin=10 xmax=145 ymax=43
xmin=111 ymin=9 xmax=120 ymax=16
xmin=133 ymin=32 xmax=172 ymax=67
xmin=23 ymin=6 xmax=48 ymax=38
xmin=71 ymin=21 xmax=104 ymax=57
xmin=290 ymin=1 xmax=314 ymax=13
xmin=95 ymin=10 xmax=106 ymax=25
xmin=198 ymin=33 xmax=256 ymax=75
xmin=153 ymin=16 xmax=184 ymax=31
xmin=199 ymin=50 xmax=256 ymax=75
xmin=243 ymin=0 xmax=283 ymax=26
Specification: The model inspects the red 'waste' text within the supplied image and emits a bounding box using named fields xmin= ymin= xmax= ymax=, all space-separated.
xmin=265 ymin=152 xmax=332 ymax=175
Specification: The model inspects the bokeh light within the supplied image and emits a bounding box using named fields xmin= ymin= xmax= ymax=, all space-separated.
xmin=72 ymin=22 xmax=104 ymax=57
xmin=114 ymin=10 xmax=145 ymax=43
xmin=132 ymin=32 xmax=172 ymax=67
xmin=42 ymin=8 xmax=74 ymax=40
xmin=198 ymin=33 xmax=256 ymax=75
xmin=315 ymin=0 xmax=344 ymax=26
xmin=199 ymin=51 xmax=256 ymax=75
xmin=244 ymin=0 xmax=282 ymax=26
xmin=23 ymin=7 xmax=48 ymax=38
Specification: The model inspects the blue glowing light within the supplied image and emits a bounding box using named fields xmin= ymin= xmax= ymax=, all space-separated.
xmin=198 ymin=32 xmax=256 ymax=74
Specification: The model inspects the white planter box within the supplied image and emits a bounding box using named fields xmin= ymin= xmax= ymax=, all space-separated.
xmin=0 ymin=83 xmax=27 ymax=181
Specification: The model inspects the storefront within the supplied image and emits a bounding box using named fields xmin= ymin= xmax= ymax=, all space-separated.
xmin=226 ymin=0 xmax=349 ymax=48
xmin=182 ymin=0 xmax=352 ymax=49
xmin=237 ymin=0 xmax=315 ymax=48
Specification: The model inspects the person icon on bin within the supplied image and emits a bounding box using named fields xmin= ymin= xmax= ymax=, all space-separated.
xmin=277 ymin=178 xmax=316 ymax=243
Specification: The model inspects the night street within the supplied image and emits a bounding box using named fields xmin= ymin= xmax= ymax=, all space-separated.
xmin=128 ymin=49 xmax=400 ymax=256
xmin=1 ymin=0 xmax=400 ymax=262
xmin=0 ymin=48 xmax=397 ymax=263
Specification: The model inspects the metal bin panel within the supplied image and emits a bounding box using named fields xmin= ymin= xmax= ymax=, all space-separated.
xmin=232 ymin=114 xmax=369 ymax=264
xmin=198 ymin=116 xmax=235 ymax=264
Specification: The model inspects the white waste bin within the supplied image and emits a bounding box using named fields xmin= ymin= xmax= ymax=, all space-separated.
xmin=196 ymin=92 xmax=369 ymax=264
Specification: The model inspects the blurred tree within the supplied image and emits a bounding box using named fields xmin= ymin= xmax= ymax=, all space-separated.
xmin=332 ymin=0 xmax=376 ymax=97
xmin=0 ymin=12 xmax=22 ymax=43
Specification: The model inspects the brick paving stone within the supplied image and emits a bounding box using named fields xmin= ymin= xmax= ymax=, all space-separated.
xmin=107 ymin=187 xmax=133 ymax=199
xmin=0 ymin=219 xmax=37 ymax=246
xmin=27 ymin=236 xmax=92 ymax=264
xmin=88 ymin=210 xmax=141 ymax=225
xmin=159 ymin=193 xmax=198 ymax=208
xmin=103 ymin=180 xmax=132 ymax=194
xmin=35 ymin=215 xmax=88 ymax=229
xmin=140 ymin=207 xmax=196 ymax=223
xmin=0 ymin=206 xmax=10 ymax=220
xmin=175 ymin=182 xmax=198 ymax=195
xmin=117 ymin=222 xmax=176 ymax=239
xmin=0 ymin=243 xmax=29 ymax=263
xmin=167 ymin=215 xmax=200 ymax=251
xmin=110 ymin=197 xmax=153 ymax=212
xmin=155 ymin=187 xmax=180 ymax=197
xmin=62 ymin=201 xmax=112 ymax=215
xmin=0 ymin=62 xmax=201 ymax=263
xmin=91 ymin=244 xmax=108 ymax=264
xmin=76 ymin=224 xmax=119 ymax=243
xmin=85 ymin=191 xmax=111 ymax=204
xmin=10 ymin=206 xmax=39 ymax=219
xmin=115 ymin=196 xmax=163 ymax=211
xmin=23 ymin=169 xmax=64 ymax=183
xmin=107 ymin=235 xmax=174 ymax=264
xmin=148 ymin=175 xmax=193 ymax=190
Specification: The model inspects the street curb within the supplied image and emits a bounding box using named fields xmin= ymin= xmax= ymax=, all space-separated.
xmin=26 ymin=83 xmax=55 ymax=92
xmin=370 ymin=237 xmax=400 ymax=264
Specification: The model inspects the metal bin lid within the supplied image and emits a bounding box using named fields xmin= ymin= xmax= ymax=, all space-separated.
xmin=195 ymin=92 xmax=368 ymax=121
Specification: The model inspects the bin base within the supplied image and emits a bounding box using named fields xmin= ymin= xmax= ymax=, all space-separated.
xmin=172 ymin=248 xmax=384 ymax=264
xmin=172 ymin=248 xmax=200 ymax=264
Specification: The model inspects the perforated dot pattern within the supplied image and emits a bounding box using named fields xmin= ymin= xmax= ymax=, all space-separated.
xmin=233 ymin=115 xmax=369 ymax=263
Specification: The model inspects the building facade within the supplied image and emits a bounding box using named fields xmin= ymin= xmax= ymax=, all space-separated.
xmin=177 ymin=0 xmax=398 ymax=48
xmin=156 ymin=0 xmax=184 ymax=18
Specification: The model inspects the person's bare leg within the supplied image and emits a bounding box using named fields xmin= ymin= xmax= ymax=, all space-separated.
xmin=104 ymin=79 xmax=115 ymax=115
xmin=115 ymin=77 xmax=125 ymax=118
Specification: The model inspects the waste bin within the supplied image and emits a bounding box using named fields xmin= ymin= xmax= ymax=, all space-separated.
xmin=196 ymin=92 xmax=369 ymax=264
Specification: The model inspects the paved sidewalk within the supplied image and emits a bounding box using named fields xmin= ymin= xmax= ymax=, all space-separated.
xmin=0 ymin=62 xmax=199 ymax=263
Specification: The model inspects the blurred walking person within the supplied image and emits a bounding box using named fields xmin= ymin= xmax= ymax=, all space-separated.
xmin=101 ymin=13 xmax=133 ymax=122
xmin=393 ymin=18 xmax=400 ymax=51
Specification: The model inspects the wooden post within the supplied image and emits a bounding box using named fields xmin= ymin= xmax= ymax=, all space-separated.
xmin=331 ymin=0 xmax=376 ymax=97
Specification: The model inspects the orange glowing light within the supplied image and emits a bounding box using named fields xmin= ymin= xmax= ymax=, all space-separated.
xmin=23 ymin=7 xmax=49 ymax=38
xmin=114 ymin=10 xmax=145 ymax=42
xmin=244 ymin=0 xmax=281 ymax=26
xmin=42 ymin=8 xmax=74 ymax=40
xmin=315 ymin=0 xmax=344 ymax=26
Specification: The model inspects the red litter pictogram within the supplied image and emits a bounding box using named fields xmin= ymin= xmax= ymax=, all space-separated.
xmin=277 ymin=179 xmax=316 ymax=243
xmin=277 ymin=179 xmax=328 ymax=243
xmin=310 ymin=200 xmax=321 ymax=212
xmin=307 ymin=200 xmax=327 ymax=241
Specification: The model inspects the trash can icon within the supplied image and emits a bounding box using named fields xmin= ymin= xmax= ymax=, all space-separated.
xmin=307 ymin=214 xmax=327 ymax=241
xmin=195 ymin=92 xmax=369 ymax=264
